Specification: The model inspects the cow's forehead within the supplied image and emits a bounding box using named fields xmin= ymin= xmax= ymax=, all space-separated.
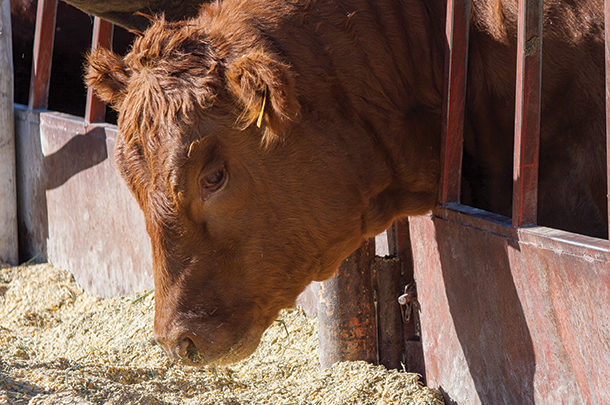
xmin=118 ymin=67 xmax=221 ymax=152
xmin=117 ymin=22 xmax=224 ymax=147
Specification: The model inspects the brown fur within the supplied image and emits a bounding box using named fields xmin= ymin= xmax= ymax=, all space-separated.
xmin=86 ymin=0 xmax=607 ymax=365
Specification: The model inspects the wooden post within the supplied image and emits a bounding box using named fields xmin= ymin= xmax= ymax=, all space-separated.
xmin=0 ymin=0 xmax=18 ymax=264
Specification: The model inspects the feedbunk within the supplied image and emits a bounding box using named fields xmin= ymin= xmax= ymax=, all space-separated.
xmin=409 ymin=0 xmax=609 ymax=403
xmin=13 ymin=1 xmax=610 ymax=404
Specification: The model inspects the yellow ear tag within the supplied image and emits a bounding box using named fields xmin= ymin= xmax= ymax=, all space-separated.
xmin=256 ymin=87 xmax=267 ymax=128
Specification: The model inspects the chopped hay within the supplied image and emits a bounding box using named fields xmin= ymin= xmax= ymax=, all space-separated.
xmin=0 ymin=263 xmax=444 ymax=404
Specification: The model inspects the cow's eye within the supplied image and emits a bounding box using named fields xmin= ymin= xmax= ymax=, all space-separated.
xmin=199 ymin=167 xmax=227 ymax=195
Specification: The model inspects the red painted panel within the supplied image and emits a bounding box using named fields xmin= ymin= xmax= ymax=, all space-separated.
xmin=39 ymin=112 xmax=153 ymax=296
xmin=28 ymin=0 xmax=58 ymax=110
xmin=515 ymin=242 xmax=607 ymax=402
xmin=439 ymin=0 xmax=470 ymax=205
xmin=512 ymin=0 xmax=543 ymax=227
xmin=85 ymin=18 xmax=114 ymax=123
xmin=410 ymin=209 xmax=609 ymax=404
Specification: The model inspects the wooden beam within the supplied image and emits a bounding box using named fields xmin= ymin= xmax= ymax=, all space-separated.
xmin=512 ymin=0 xmax=543 ymax=227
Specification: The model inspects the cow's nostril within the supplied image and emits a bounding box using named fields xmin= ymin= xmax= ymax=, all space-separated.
xmin=175 ymin=337 xmax=194 ymax=358
xmin=175 ymin=337 xmax=205 ymax=364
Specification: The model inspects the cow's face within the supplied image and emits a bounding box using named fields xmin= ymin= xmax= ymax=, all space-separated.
xmin=86 ymin=19 xmax=391 ymax=365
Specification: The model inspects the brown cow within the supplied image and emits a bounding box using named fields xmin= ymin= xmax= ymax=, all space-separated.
xmin=86 ymin=0 xmax=607 ymax=365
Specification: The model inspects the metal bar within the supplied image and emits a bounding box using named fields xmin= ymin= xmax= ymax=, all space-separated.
xmin=393 ymin=219 xmax=425 ymax=375
xmin=439 ymin=0 xmax=471 ymax=204
xmin=437 ymin=203 xmax=610 ymax=255
xmin=512 ymin=0 xmax=543 ymax=227
xmin=318 ymin=239 xmax=377 ymax=368
xmin=28 ymin=0 xmax=58 ymax=110
xmin=379 ymin=220 xmax=425 ymax=372
xmin=374 ymin=256 xmax=403 ymax=369
xmin=605 ymin=0 xmax=610 ymax=239
xmin=0 ymin=0 xmax=18 ymax=264
xmin=85 ymin=17 xmax=114 ymax=123
xmin=385 ymin=222 xmax=399 ymax=257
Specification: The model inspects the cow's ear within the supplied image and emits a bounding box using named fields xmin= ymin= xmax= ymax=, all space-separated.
xmin=226 ymin=51 xmax=300 ymax=144
xmin=85 ymin=48 xmax=130 ymax=109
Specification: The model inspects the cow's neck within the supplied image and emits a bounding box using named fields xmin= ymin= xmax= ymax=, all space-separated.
xmin=287 ymin=0 xmax=447 ymax=235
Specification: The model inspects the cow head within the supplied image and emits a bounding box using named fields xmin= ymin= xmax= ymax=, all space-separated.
xmin=86 ymin=14 xmax=433 ymax=365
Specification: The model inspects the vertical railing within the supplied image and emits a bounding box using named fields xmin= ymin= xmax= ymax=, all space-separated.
xmin=0 ymin=0 xmax=18 ymax=264
xmin=28 ymin=3 xmax=113 ymax=120
xmin=28 ymin=0 xmax=57 ymax=110
xmin=439 ymin=0 xmax=470 ymax=205
xmin=605 ymin=0 xmax=610 ymax=238
xmin=512 ymin=0 xmax=543 ymax=227
xmin=440 ymin=0 xmax=546 ymax=229
xmin=441 ymin=0 xmax=609 ymax=240
xmin=85 ymin=17 xmax=114 ymax=123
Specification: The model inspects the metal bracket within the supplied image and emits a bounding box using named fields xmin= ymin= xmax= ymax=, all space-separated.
xmin=398 ymin=283 xmax=419 ymax=324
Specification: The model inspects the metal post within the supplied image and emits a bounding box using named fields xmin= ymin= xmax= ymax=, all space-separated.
xmin=439 ymin=0 xmax=471 ymax=205
xmin=391 ymin=219 xmax=425 ymax=375
xmin=604 ymin=0 xmax=610 ymax=239
xmin=85 ymin=17 xmax=113 ymax=123
xmin=512 ymin=0 xmax=543 ymax=227
xmin=318 ymin=239 xmax=377 ymax=368
xmin=28 ymin=0 xmax=58 ymax=110
xmin=374 ymin=255 xmax=403 ymax=369
xmin=0 ymin=0 xmax=18 ymax=264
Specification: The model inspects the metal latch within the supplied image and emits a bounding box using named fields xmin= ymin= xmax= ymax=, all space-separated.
xmin=398 ymin=283 xmax=419 ymax=324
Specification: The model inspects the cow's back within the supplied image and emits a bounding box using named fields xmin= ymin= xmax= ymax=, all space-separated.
xmin=464 ymin=0 xmax=606 ymax=237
